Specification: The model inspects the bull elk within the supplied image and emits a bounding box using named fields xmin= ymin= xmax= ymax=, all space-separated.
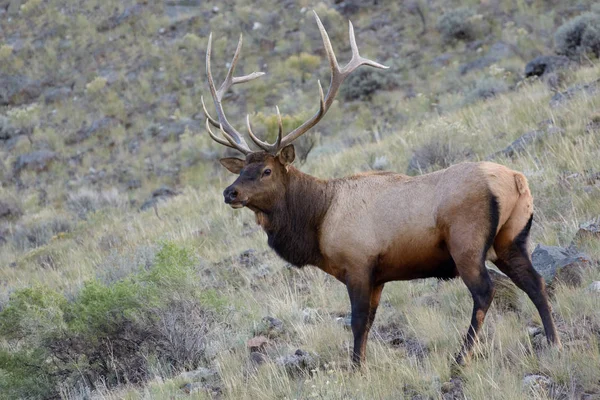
xmin=202 ymin=11 xmax=561 ymax=366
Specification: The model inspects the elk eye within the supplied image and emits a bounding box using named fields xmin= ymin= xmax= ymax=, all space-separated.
xmin=262 ymin=168 xmax=272 ymax=177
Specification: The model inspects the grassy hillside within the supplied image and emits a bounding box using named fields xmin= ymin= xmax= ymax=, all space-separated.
xmin=1 ymin=0 xmax=599 ymax=399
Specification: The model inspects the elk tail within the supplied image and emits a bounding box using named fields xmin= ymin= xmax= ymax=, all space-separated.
xmin=514 ymin=172 xmax=529 ymax=196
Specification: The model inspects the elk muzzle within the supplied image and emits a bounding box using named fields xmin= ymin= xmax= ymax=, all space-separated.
xmin=223 ymin=185 xmax=246 ymax=208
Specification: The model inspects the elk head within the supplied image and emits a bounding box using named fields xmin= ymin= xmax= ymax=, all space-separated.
xmin=202 ymin=11 xmax=388 ymax=211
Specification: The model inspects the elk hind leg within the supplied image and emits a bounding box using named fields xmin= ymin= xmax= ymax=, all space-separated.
xmin=494 ymin=216 xmax=561 ymax=347
xmin=448 ymin=196 xmax=499 ymax=366
xmin=453 ymin=253 xmax=495 ymax=366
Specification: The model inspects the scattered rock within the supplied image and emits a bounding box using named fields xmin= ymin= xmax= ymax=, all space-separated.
xmin=66 ymin=117 xmax=120 ymax=145
xmin=249 ymin=351 xmax=268 ymax=365
xmin=493 ymin=122 xmax=564 ymax=158
xmin=375 ymin=322 xmax=428 ymax=359
xmin=441 ymin=378 xmax=464 ymax=400
xmin=276 ymin=349 xmax=319 ymax=376
xmin=255 ymin=316 xmax=284 ymax=339
xmin=140 ymin=186 xmax=180 ymax=210
xmin=524 ymin=55 xmax=571 ymax=77
xmin=575 ymin=218 xmax=600 ymax=242
xmin=0 ymin=73 xmax=44 ymax=106
xmin=522 ymin=374 xmax=552 ymax=392
xmin=247 ymin=335 xmax=269 ymax=353
xmin=531 ymin=244 xmax=593 ymax=287
xmin=588 ymin=281 xmax=600 ymax=293
xmin=13 ymin=150 xmax=58 ymax=174
xmin=550 ymin=79 xmax=600 ymax=108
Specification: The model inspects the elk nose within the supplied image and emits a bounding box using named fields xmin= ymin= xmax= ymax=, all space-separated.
xmin=223 ymin=187 xmax=238 ymax=203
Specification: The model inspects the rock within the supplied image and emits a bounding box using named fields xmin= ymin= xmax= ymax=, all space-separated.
xmin=13 ymin=150 xmax=58 ymax=174
xmin=276 ymin=349 xmax=319 ymax=376
xmin=575 ymin=218 xmax=600 ymax=241
xmin=247 ymin=335 xmax=269 ymax=352
xmin=178 ymin=366 xmax=218 ymax=383
xmin=66 ymin=117 xmax=120 ymax=145
xmin=488 ymin=269 xmax=520 ymax=312
xmin=588 ymin=281 xmax=600 ymax=293
xmin=0 ymin=74 xmax=44 ymax=106
xmin=522 ymin=374 xmax=552 ymax=392
xmin=249 ymin=351 xmax=268 ymax=365
xmin=441 ymin=378 xmax=464 ymax=399
xmin=494 ymin=123 xmax=564 ymax=158
xmin=97 ymin=4 xmax=144 ymax=32
xmin=531 ymin=244 xmax=593 ymax=287
xmin=255 ymin=316 xmax=284 ymax=339
xmin=140 ymin=186 xmax=180 ymax=210
xmin=524 ymin=55 xmax=572 ymax=77
xmin=550 ymin=79 xmax=600 ymax=108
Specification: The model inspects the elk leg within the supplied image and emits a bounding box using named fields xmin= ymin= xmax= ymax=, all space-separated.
xmin=494 ymin=254 xmax=560 ymax=347
xmin=347 ymin=281 xmax=382 ymax=366
xmin=454 ymin=260 xmax=495 ymax=366
xmin=367 ymin=284 xmax=385 ymax=329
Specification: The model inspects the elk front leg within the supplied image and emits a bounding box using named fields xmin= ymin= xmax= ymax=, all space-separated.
xmin=346 ymin=280 xmax=384 ymax=366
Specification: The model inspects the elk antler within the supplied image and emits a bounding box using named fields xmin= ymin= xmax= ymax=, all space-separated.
xmin=201 ymin=33 xmax=264 ymax=155
xmin=203 ymin=11 xmax=388 ymax=155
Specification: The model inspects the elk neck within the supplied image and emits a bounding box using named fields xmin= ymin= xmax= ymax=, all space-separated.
xmin=253 ymin=166 xmax=333 ymax=268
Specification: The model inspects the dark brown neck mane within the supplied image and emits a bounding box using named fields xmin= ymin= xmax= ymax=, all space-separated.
xmin=255 ymin=167 xmax=332 ymax=268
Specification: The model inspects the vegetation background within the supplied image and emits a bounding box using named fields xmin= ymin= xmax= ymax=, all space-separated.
xmin=0 ymin=0 xmax=599 ymax=399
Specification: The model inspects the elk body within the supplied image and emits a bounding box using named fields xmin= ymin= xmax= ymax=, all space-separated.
xmin=203 ymin=12 xmax=561 ymax=366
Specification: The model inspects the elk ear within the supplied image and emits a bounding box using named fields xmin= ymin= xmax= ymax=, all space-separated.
xmin=277 ymin=145 xmax=295 ymax=166
xmin=219 ymin=157 xmax=245 ymax=174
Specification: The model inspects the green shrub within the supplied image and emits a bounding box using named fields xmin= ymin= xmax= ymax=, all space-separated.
xmin=555 ymin=12 xmax=600 ymax=60
xmin=437 ymin=7 xmax=478 ymax=44
xmin=340 ymin=69 xmax=387 ymax=101
xmin=0 ymin=242 xmax=217 ymax=397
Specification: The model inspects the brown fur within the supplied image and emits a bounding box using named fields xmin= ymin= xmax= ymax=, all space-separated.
xmin=221 ymin=153 xmax=561 ymax=366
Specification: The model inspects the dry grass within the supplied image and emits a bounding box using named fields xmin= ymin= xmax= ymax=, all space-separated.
xmin=1 ymin=1 xmax=599 ymax=399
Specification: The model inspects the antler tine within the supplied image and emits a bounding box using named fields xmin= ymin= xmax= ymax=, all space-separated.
xmin=201 ymin=96 xmax=220 ymax=128
xmin=343 ymin=21 xmax=389 ymax=74
xmin=246 ymin=106 xmax=283 ymax=152
xmin=205 ymin=118 xmax=235 ymax=148
xmin=204 ymin=32 xmax=264 ymax=154
xmin=274 ymin=11 xmax=389 ymax=149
